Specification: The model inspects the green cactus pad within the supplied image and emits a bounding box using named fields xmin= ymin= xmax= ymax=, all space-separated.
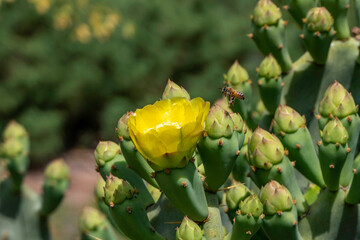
xmin=345 ymin=153 xmax=360 ymax=204
xmin=154 ymin=161 xmax=208 ymax=222
xmin=198 ymin=131 xmax=244 ymax=191
xmin=109 ymin=196 xmax=164 ymax=240
xmin=321 ymin=0 xmax=350 ymax=39
xmin=229 ymin=208 xmax=263 ymax=240
xmin=258 ymin=76 xmax=283 ymax=115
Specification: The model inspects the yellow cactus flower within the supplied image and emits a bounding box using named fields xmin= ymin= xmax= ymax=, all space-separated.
xmin=128 ymin=97 xmax=210 ymax=171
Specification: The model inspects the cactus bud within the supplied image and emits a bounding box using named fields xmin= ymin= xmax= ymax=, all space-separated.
xmin=103 ymin=174 xmax=135 ymax=206
xmin=226 ymin=184 xmax=251 ymax=210
xmin=258 ymin=55 xmax=282 ymax=79
xmin=94 ymin=141 xmax=120 ymax=167
xmin=214 ymin=98 xmax=233 ymax=113
xmin=3 ymin=121 xmax=28 ymax=140
xmin=321 ymin=118 xmax=349 ymax=145
xmin=253 ymin=0 xmax=282 ymax=26
xmin=79 ymin=207 xmax=107 ymax=233
xmin=229 ymin=112 xmax=244 ymax=132
xmin=162 ymin=79 xmax=190 ymax=100
xmin=260 ymin=180 xmax=293 ymax=215
xmin=1 ymin=138 xmax=25 ymax=158
xmin=239 ymin=193 xmax=263 ymax=218
xmin=319 ymin=81 xmax=358 ymax=118
xmin=117 ymin=112 xmax=134 ymax=140
xmin=205 ymin=105 xmax=234 ymax=138
xmin=248 ymin=128 xmax=284 ymax=169
xmin=224 ymin=61 xmax=249 ymax=86
xmin=273 ymin=105 xmax=306 ymax=133
xmin=44 ymin=158 xmax=69 ymax=181
xmin=176 ymin=216 xmax=203 ymax=240
xmin=305 ymin=7 xmax=333 ymax=32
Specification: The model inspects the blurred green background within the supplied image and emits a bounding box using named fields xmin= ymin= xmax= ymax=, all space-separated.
xmin=0 ymin=0 xmax=303 ymax=163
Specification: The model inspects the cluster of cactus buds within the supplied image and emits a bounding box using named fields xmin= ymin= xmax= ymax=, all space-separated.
xmin=0 ymin=122 xmax=70 ymax=240
xmin=83 ymin=0 xmax=360 ymax=239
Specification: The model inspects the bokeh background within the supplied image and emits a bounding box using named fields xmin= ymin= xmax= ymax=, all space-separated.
xmin=0 ymin=0 xmax=305 ymax=238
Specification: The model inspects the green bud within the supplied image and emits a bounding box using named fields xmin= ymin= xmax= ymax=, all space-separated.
xmin=319 ymin=81 xmax=358 ymax=118
xmin=176 ymin=216 xmax=203 ymax=240
xmin=94 ymin=177 xmax=106 ymax=199
xmin=239 ymin=194 xmax=263 ymax=218
xmin=230 ymin=112 xmax=244 ymax=132
xmin=44 ymin=158 xmax=69 ymax=181
xmin=226 ymin=184 xmax=251 ymax=210
xmin=321 ymin=118 xmax=349 ymax=144
xmin=260 ymin=180 xmax=293 ymax=215
xmin=79 ymin=206 xmax=106 ymax=233
xmin=103 ymin=174 xmax=135 ymax=206
xmin=94 ymin=141 xmax=120 ymax=167
xmin=273 ymin=105 xmax=306 ymax=134
xmin=253 ymin=0 xmax=282 ymax=26
xmin=305 ymin=7 xmax=333 ymax=32
xmin=117 ymin=112 xmax=133 ymax=140
xmin=258 ymin=55 xmax=282 ymax=79
xmin=224 ymin=61 xmax=249 ymax=86
xmin=248 ymin=128 xmax=284 ymax=170
xmin=205 ymin=105 xmax=234 ymax=138
xmin=214 ymin=98 xmax=233 ymax=114
xmin=1 ymin=138 xmax=25 ymax=158
xmin=3 ymin=121 xmax=28 ymax=140
xmin=162 ymin=79 xmax=190 ymax=100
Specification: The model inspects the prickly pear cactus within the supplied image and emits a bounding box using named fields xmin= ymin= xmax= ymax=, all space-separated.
xmin=0 ymin=121 xmax=70 ymax=240
xmin=85 ymin=1 xmax=360 ymax=239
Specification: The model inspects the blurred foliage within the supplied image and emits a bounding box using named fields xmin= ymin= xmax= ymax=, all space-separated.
xmin=0 ymin=0 xmax=302 ymax=163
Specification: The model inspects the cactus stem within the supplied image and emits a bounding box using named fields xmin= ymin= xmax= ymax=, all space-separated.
xmin=126 ymin=206 xmax=132 ymax=213
xmin=330 ymin=164 xmax=335 ymax=169
xmin=218 ymin=139 xmax=223 ymax=146
xmin=277 ymin=167 xmax=282 ymax=173
xmin=317 ymin=141 xmax=322 ymax=146
xmin=236 ymin=150 xmax=241 ymax=156
xmin=164 ymin=168 xmax=171 ymax=174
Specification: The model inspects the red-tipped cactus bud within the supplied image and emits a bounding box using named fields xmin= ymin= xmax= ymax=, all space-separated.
xmin=319 ymin=81 xmax=358 ymax=118
xmin=3 ymin=121 xmax=28 ymax=140
xmin=253 ymin=0 xmax=282 ymax=26
xmin=321 ymin=118 xmax=349 ymax=144
xmin=305 ymin=7 xmax=333 ymax=32
xmin=162 ymin=79 xmax=190 ymax=100
xmin=273 ymin=105 xmax=306 ymax=134
xmin=205 ymin=105 xmax=234 ymax=138
xmin=103 ymin=175 xmax=135 ymax=206
xmin=260 ymin=180 xmax=293 ymax=215
xmin=176 ymin=216 xmax=203 ymax=240
xmin=94 ymin=141 xmax=120 ymax=167
xmin=117 ymin=112 xmax=134 ymax=140
xmin=239 ymin=193 xmax=264 ymax=218
xmin=258 ymin=55 xmax=282 ymax=79
xmin=248 ymin=128 xmax=284 ymax=170
xmin=230 ymin=112 xmax=244 ymax=132
xmin=226 ymin=184 xmax=251 ymax=210
xmin=224 ymin=61 xmax=249 ymax=86
xmin=79 ymin=207 xmax=107 ymax=233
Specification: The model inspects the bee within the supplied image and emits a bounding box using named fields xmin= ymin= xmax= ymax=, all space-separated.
xmin=221 ymin=86 xmax=245 ymax=104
